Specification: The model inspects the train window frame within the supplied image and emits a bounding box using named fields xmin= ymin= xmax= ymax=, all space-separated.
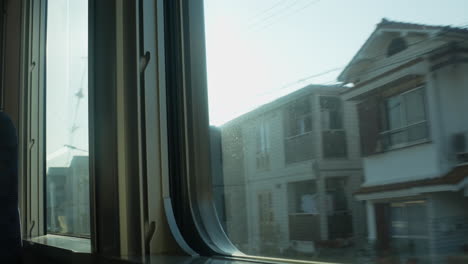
xmin=16 ymin=0 xmax=358 ymax=263
xmin=20 ymin=0 xmax=95 ymax=253
xmin=162 ymin=1 xmax=346 ymax=264
xmin=20 ymin=0 xmax=121 ymax=256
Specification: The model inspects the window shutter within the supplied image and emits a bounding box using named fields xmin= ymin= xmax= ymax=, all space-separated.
xmin=357 ymin=96 xmax=381 ymax=156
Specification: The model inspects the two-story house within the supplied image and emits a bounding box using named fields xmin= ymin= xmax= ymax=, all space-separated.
xmin=340 ymin=19 xmax=468 ymax=263
xmin=219 ymin=85 xmax=365 ymax=257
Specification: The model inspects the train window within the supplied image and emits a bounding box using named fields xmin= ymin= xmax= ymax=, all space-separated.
xmin=195 ymin=0 xmax=468 ymax=263
xmin=45 ymin=0 xmax=90 ymax=237
xmin=16 ymin=0 xmax=468 ymax=262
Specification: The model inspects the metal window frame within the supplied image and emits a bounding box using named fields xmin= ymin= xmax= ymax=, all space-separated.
xmin=380 ymin=86 xmax=429 ymax=149
xmin=163 ymin=0 xmax=243 ymax=257
xmin=89 ymin=0 xmax=124 ymax=256
xmin=163 ymin=2 xmax=340 ymax=263
xmin=21 ymin=0 xmax=122 ymax=256
xmin=20 ymin=0 xmax=47 ymax=240
xmin=21 ymin=0 xmax=191 ymax=259
xmin=18 ymin=0 xmax=97 ymax=255
xmin=0 ymin=0 xmax=6 ymax=111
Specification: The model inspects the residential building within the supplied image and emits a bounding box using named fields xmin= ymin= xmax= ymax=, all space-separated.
xmin=47 ymin=156 xmax=90 ymax=236
xmin=219 ymin=85 xmax=365 ymax=257
xmin=340 ymin=19 xmax=468 ymax=263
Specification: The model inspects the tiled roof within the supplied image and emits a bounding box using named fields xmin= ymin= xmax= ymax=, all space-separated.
xmin=378 ymin=18 xmax=468 ymax=34
xmin=221 ymin=84 xmax=343 ymax=127
xmin=354 ymin=164 xmax=468 ymax=195
xmin=338 ymin=19 xmax=468 ymax=82
xmin=378 ymin=18 xmax=444 ymax=31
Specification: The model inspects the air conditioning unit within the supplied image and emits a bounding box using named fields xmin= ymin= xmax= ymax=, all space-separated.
xmin=453 ymin=132 xmax=468 ymax=163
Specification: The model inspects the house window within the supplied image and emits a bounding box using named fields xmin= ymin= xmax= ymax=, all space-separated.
xmin=387 ymin=37 xmax=408 ymax=57
xmin=287 ymin=180 xmax=320 ymax=241
xmin=381 ymin=87 xmax=428 ymax=149
xmin=284 ymin=98 xmax=315 ymax=164
xmin=256 ymin=122 xmax=268 ymax=154
xmin=326 ymin=177 xmax=353 ymax=239
xmin=389 ymin=201 xmax=430 ymax=261
xmin=288 ymin=180 xmax=318 ymax=215
xmin=321 ymin=96 xmax=347 ymax=158
xmin=286 ymin=98 xmax=312 ymax=138
xmin=258 ymin=192 xmax=274 ymax=223
xmin=325 ymin=177 xmax=348 ymax=214
xmin=256 ymin=120 xmax=270 ymax=170
xmin=321 ymin=96 xmax=343 ymax=130
xmin=258 ymin=191 xmax=278 ymax=244
xmin=325 ymin=177 xmax=353 ymax=239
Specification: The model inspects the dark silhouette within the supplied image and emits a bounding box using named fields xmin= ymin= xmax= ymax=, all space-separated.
xmin=0 ymin=112 xmax=21 ymax=262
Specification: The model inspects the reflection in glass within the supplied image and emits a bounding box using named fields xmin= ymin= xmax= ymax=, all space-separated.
xmin=46 ymin=0 xmax=89 ymax=237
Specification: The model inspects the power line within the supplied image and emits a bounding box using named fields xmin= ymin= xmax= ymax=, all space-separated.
xmin=247 ymin=36 xmax=467 ymax=113
xmin=211 ymin=23 xmax=468 ymax=125
xmin=253 ymin=36 xmax=468 ymax=100
xmin=251 ymin=0 xmax=321 ymax=33
xmin=247 ymin=0 xmax=303 ymax=31
xmin=242 ymin=24 xmax=468 ymax=102
xmin=217 ymin=22 xmax=468 ymax=110
xmin=277 ymin=67 xmax=343 ymax=90
xmin=247 ymin=0 xmax=286 ymax=23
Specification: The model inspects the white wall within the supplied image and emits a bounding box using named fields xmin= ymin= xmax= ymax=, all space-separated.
xmin=433 ymin=63 xmax=468 ymax=172
xmin=359 ymin=61 xmax=468 ymax=186
xmin=363 ymin=143 xmax=439 ymax=185
xmin=229 ymin=88 xmax=365 ymax=253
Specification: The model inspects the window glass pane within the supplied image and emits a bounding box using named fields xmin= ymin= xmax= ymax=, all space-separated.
xmin=204 ymin=1 xmax=468 ymax=262
xmin=256 ymin=120 xmax=269 ymax=154
xmin=390 ymin=130 xmax=407 ymax=146
xmin=46 ymin=0 xmax=89 ymax=237
xmin=287 ymin=181 xmax=321 ymax=243
xmin=391 ymin=204 xmax=407 ymax=237
xmin=287 ymin=98 xmax=312 ymax=137
xmin=321 ymin=96 xmax=343 ymax=130
xmin=408 ymin=122 xmax=428 ymax=142
xmin=383 ymin=88 xmax=427 ymax=148
xmin=323 ymin=131 xmax=347 ymax=158
xmin=387 ymin=96 xmax=402 ymax=130
xmin=404 ymin=89 xmax=426 ymax=124
xmin=390 ymin=202 xmax=430 ymax=263
xmin=406 ymin=203 xmax=427 ymax=237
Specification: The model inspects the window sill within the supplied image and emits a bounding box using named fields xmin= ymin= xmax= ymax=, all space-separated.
xmin=22 ymin=246 xmax=343 ymax=264
xmin=26 ymin=234 xmax=91 ymax=253
xmin=23 ymin=236 xmax=345 ymax=264
xmin=23 ymin=237 xmax=140 ymax=264
xmin=322 ymin=157 xmax=349 ymax=161
xmin=382 ymin=138 xmax=431 ymax=152
xmin=146 ymin=255 xmax=342 ymax=264
xmin=285 ymin=131 xmax=313 ymax=140
xmin=23 ymin=236 xmax=95 ymax=264
xmin=288 ymin=212 xmax=318 ymax=216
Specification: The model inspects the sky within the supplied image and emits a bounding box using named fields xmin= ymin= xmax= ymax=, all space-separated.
xmin=46 ymin=0 xmax=88 ymax=165
xmin=43 ymin=0 xmax=468 ymax=161
xmin=203 ymin=0 xmax=468 ymax=125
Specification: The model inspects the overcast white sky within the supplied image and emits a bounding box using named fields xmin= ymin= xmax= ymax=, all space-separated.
xmin=204 ymin=0 xmax=468 ymax=125
xmin=46 ymin=0 xmax=88 ymax=165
